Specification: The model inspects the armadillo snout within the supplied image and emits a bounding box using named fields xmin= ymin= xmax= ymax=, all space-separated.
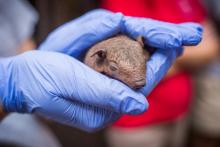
xmin=134 ymin=78 xmax=146 ymax=88
xmin=122 ymin=74 xmax=146 ymax=89
xmin=130 ymin=78 xmax=146 ymax=89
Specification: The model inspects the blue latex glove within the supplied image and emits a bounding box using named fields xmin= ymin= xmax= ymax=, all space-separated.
xmin=0 ymin=51 xmax=147 ymax=132
xmin=40 ymin=9 xmax=203 ymax=96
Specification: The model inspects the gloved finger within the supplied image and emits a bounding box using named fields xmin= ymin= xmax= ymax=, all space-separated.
xmin=39 ymin=11 xmax=123 ymax=58
xmin=180 ymin=22 xmax=203 ymax=34
xmin=34 ymin=96 xmax=120 ymax=132
xmin=122 ymin=17 xmax=181 ymax=49
xmin=122 ymin=17 xmax=203 ymax=49
xmin=138 ymin=48 xmax=178 ymax=95
xmin=178 ymin=22 xmax=203 ymax=45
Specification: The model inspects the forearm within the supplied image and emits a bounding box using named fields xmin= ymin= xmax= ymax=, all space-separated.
xmin=16 ymin=38 xmax=36 ymax=54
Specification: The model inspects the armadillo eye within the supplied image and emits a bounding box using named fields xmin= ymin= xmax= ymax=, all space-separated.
xmin=110 ymin=65 xmax=117 ymax=71
xmin=109 ymin=62 xmax=118 ymax=71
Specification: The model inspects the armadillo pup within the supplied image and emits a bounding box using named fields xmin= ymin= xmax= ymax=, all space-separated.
xmin=84 ymin=35 xmax=149 ymax=89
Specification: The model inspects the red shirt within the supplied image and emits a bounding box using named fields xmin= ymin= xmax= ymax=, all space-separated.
xmin=101 ymin=0 xmax=206 ymax=127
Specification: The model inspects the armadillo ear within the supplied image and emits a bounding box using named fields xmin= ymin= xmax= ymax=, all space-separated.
xmin=96 ymin=50 xmax=107 ymax=59
xmin=90 ymin=49 xmax=107 ymax=65
xmin=136 ymin=36 xmax=145 ymax=47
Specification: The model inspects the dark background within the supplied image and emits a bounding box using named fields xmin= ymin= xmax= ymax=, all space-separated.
xmin=29 ymin=0 xmax=100 ymax=44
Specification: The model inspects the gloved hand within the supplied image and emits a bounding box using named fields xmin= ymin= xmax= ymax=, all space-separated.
xmin=0 ymin=51 xmax=147 ymax=132
xmin=40 ymin=9 xmax=203 ymax=95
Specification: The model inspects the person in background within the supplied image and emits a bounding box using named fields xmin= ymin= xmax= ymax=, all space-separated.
xmin=101 ymin=0 xmax=219 ymax=147
xmin=0 ymin=0 xmax=37 ymax=57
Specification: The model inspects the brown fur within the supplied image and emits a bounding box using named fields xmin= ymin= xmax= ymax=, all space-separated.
xmin=84 ymin=35 xmax=149 ymax=89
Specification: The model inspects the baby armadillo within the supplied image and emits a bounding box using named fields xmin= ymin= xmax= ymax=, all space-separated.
xmin=84 ymin=35 xmax=149 ymax=89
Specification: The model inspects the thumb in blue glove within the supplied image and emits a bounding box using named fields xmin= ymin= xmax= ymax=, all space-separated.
xmin=0 ymin=51 xmax=147 ymax=132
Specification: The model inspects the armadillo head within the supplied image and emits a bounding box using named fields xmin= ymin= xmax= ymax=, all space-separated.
xmin=84 ymin=35 xmax=149 ymax=89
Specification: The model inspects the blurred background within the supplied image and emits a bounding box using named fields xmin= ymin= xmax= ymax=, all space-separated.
xmin=0 ymin=0 xmax=220 ymax=147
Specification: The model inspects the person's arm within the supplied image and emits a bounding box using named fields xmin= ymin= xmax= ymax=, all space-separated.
xmin=17 ymin=38 xmax=36 ymax=54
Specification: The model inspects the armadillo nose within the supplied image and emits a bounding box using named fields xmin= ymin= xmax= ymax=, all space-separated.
xmin=133 ymin=78 xmax=146 ymax=89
